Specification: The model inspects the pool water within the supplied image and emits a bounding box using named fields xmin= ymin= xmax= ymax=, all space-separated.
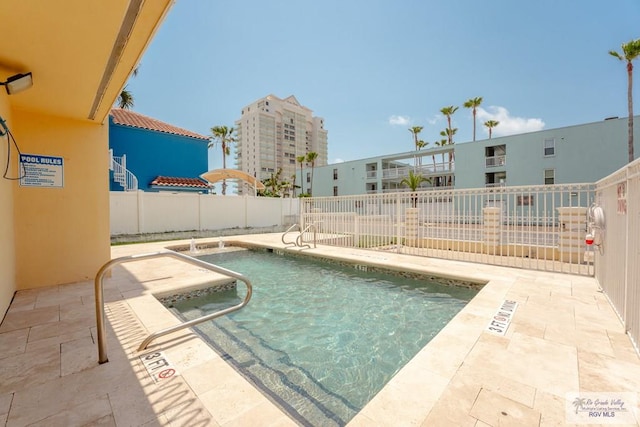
xmin=168 ymin=249 xmax=478 ymax=426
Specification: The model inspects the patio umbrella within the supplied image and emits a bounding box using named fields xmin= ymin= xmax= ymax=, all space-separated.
xmin=200 ymin=169 xmax=265 ymax=195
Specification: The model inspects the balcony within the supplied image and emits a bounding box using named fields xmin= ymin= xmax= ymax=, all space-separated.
xmin=486 ymin=155 xmax=506 ymax=168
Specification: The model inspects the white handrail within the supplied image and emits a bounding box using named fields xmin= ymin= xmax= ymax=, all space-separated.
xmin=94 ymin=251 xmax=252 ymax=364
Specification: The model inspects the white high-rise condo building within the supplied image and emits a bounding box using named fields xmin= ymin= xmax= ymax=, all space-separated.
xmin=235 ymin=94 xmax=328 ymax=194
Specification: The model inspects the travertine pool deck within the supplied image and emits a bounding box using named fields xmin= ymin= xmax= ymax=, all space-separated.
xmin=1 ymin=233 xmax=638 ymax=426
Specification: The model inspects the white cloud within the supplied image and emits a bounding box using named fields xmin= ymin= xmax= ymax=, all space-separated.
xmin=476 ymin=106 xmax=545 ymax=137
xmin=388 ymin=115 xmax=410 ymax=126
xmin=333 ymin=158 xmax=344 ymax=164
xmin=426 ymin=115 xmax=440 ymax=126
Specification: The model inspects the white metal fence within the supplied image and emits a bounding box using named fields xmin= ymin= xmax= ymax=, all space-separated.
xmin=595 ymin=158 xmax=640 ymax=354
xmin=300 ymin=183 xmax=595 ymax=275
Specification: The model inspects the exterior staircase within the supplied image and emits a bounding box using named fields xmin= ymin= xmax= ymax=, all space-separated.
xmin=109 ymin=149 xmax=138 ymax=191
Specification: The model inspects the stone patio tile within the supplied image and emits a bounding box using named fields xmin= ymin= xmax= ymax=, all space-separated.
xmin=577 ymin=349 xmax=640 ymax=392
xmin=0 ymin=344 xmax=60 ymax=395
xmin=61 ymin=336 xmax=97 ymax=376
xmin=420 ymin=373 xmax=481 ymax=427
xmin=471 ymin=332 xmax=579 ymax=398
xmin=222 ymin=401 xmax=297 ymax=427
xmin=181 ymin=356 xmax=233 ymax=396
xmin=469 ymin=388 xmax=541 ymax=426
xmin=0 ymin=393 xmax=12 ymax=425
xmin=0 ymin=327 xmax=29 ymax=359
xmin=25 ymin=326 xmax=92 ymax=353
xmin=34 ymin=293 xmax=83 ymax=309
xmin=606 ymin=330 xmax=640 ymax=363
xmin=6 ymin=290 xmax=37 ymax=313
xmin=160 ymin=399 xmax=217 ymax=427
xmin=29 ymin=315 xmax=95 ymax=342
xmin=17 ymin=394 xmax=113 ymax=427
xmin=198 ymin=367 xmax=269 ymax=426
xmin=357 ymin=369 xmax=450 ymax=427
xmin=59 ymin=301 xmax=96 ymax=323
xmin=0 ymin=306 xmax=60 ymax=333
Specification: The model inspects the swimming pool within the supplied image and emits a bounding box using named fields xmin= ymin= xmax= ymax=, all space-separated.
xmin=165 ymin=248 xmax=479 ymax=426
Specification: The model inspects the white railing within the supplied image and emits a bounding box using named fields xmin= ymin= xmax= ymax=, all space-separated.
xmin=110 ymin=153 xmax=138 ymax=191
xmin=486 ymin=155 xmax=506 ymax=168
xmin=300 ymin=183 xmax=595 ymax=275
xmin=595 ymin=158 xmax=640 ymax=354
xmin=380 ymin=162 xmax=454 ymax=180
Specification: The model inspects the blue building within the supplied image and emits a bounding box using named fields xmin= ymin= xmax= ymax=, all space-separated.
xmin=303 ymin=115 xmax=640 ymax=196
xmin=109 ymin=108 xmax=210 ymax=192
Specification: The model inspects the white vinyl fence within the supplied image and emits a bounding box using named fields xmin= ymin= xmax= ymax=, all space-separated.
xmin=300 ymin=184 xmax=595 ymax=275
xmin=110 ymin=191 xmax=299 ymax=235
xmin=595 ymin=158 xmax=640 ymax=354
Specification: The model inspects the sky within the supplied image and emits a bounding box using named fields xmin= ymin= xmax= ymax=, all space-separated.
xmin=125 ymin=0 xmax=640 ymax=169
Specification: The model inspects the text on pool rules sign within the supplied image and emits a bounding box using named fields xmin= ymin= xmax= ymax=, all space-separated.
xmin=19 ymin=154 xmax=64 ymax=188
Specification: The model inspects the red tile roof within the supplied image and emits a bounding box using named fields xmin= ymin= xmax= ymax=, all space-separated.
xmin=111 ymin=108 xmax=209 ymax=141
xmin=150 ymin=176 xmax=210 ymax=189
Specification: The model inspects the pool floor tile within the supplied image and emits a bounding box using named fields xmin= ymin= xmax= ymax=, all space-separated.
xmin=469 ymin=388 xmax=541 ymax=426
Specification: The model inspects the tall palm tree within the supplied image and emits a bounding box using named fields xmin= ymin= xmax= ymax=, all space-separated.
xmin=408 ymin=126 xmax=424 ymax=151
xmin=440 ymin=106 xmax=458 ymax=145
xmin=306 ymin=151 xmax=318 ymax=196
xmin=116 ymin=88 xmax=134 ymax=109
xmin=209 ymin=125 xmax=237 ymax=195
xmin=416 ymin=140 xmax=428 ymax=168
xmin=116 ymin=66 xmax=139 ymax=110
xmin=296 ymin=155 xmax=306 ymax=195
xmin=610 ymin=38 xmax=640 ymax=163
xmin=463 ymin=97 xmax=483 ymax=141
xmin=484 ymin=120 xmax=499 ymax=139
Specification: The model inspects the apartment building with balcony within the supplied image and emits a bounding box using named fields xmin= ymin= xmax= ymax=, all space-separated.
xmin=235 ymin=94 xmax=328 ymax=193
xmin=304 ymin=115 xmax=639 ymax=196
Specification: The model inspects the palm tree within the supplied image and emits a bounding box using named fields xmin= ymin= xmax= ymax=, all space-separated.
xmin=463 ymin=97 xmax=483 ymax=141
xmin=408 ymin=126 xmax=424 ymax=151
xmin=484 ymin=120 xmax=499 ymax=139
xmin=434 ymin=139 xmax=447 ymax=186
xmin=290 ymin=174 xmax=299 ymax=197
xmin=209 ymin=125 xmax=237 ymax=195
xmin=116 ymin=66 xmax=139 ymax=110
xmin=296 ymin=155 xmax=307 ymax=195
xmin=400 ymin=170 xmax=431 ymax=207
xmin=416 ymin=140 xmax=428 ymax=168
xmin=610 ymin=38 xmax=640 ymax=163
xmin=116 ymin=87 xmax=134 ymax=109
xmin=440 ymin=106 xmax=458 ymax=145
xmin=306 ymin=152 xmax=318 ymax=196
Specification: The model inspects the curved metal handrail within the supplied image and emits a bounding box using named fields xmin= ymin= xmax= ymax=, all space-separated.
xmin=94 ymin=251 xmax=252 ymax=364
xmin=281 ymin=223 xmax=299 ymax=246
xmin=296 ymin=223 xmax=317 ymax=248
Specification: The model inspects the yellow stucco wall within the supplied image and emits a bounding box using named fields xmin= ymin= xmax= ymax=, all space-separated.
xmin=12 ymin=110 xmax=111 ymax=290
xmin=0 ymin=96 xmax=16 ymax=317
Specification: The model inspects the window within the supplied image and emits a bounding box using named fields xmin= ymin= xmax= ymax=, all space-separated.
xmin=333 ymin=168 xmax=338 ymax=180
xmin=517 ymin=195 xmax=534 ymax=206
xmin=333 ymin=186 xmax=338 ymax=196
xmin=544 ymin=138 xmax=555 ymax=156
xmin=306 ymin=172 xmax=310 ymax=183
xmin=544 ymin=169 xmax=555 ymax=185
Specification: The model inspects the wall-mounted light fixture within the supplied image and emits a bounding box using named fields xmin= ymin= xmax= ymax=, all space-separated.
xmin=0 ymin=72 xmax=33 ymax=95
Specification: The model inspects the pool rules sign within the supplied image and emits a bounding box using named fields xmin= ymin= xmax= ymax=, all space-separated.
xmin=19 ymin=154 xmax=64 ymax=188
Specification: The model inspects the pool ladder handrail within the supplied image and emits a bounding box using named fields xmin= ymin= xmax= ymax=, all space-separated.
xmin=281 ymin=223 xmax=299 ymax=247
xmin=296 ymin=223 xmax=317 ymax=249
xmin=94 ymin=251 xmax=252 ymax=364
